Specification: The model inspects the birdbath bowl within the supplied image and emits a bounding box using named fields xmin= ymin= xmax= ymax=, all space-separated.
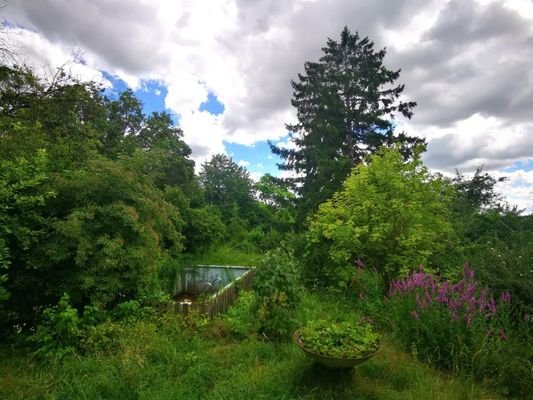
xmin=294 ymin=329 xmax=379 ymax=369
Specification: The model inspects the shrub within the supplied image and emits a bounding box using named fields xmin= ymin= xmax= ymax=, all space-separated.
xmin=29 ymin=293 xmax=81 ymax=358
xmin=308 ymin=146 xmax=455 ymax=289
xmin=388 ymin=264 xmax=532 ymax=397
xmin=224 ymin=291 xmax=257 ymax=339
xmin=252 ymin=247 xmax=303 ymax=341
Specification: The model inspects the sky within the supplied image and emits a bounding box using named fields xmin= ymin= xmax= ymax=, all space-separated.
xmin=1 ymin=0 xmax=533 ymax=211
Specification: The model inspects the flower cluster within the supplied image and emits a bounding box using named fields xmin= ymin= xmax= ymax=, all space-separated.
xmin=389 ymin=264 xmax=511 ymax=328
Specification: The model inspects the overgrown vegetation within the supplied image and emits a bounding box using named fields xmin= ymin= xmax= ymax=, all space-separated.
xmin=297 ymin=319 xmax=380 ymax=358
xmin=0 ymin=292 xmax=507 ymax=400
xmin=0 ymin=26 xmax=531 ymax=400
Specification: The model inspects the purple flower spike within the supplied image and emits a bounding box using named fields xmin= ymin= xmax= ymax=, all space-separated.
xmin=488 ymin=297 xmax=497 ymax=315
xmin=500 ymin=291 xmax=511 ymax=304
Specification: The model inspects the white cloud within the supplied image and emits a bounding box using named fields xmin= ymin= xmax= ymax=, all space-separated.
xmin=249 ymin=171 xmax=263 ymax=182
xmin=237 ymin=160 xmax=250 ymax=167
xmin=494 ymin=169 xmax=533 ymax=213
xmin=3 ymin=27 xmax=107 ymax=85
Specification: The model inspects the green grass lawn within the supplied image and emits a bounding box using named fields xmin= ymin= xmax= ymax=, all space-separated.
xmin=0 ymin=291 xmax=504 ymax=400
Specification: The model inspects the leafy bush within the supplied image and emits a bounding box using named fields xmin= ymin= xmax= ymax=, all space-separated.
xmin=0 ymin=150 xmax=55 ymax=329
xmin=308 ymin=146 xmax=455 ymax=289
xmin=297 ymin=319 xmax=380 ymax=358
xmin=388 ymin=265 xmax=532 ymax=397
xmin=29 ymin=293 xmax=81 ymax=358
xmin=19 ymin=158 xmax=182 ymax=313
xmin=252 ymin=247 xmax=303 ymax=341
xmin=459 ymin=211 xmax=533 ymax=313
xmin=223 ymin=291 xmax=257 ymax=339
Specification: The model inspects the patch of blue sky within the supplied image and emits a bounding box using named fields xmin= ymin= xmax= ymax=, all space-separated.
xmin=199 ymin=92 xmax=224 ymax=115
xmin=103 ymin=73 xmax=175 ymax=120
xmin=102 ymin=72 xmax=128 ymax=98
xmin=225 ymin=141 xmax=282 ymax=178
xmin=503 ymin=159 xmax=533 ymax=173
xmin=136 ymin=80 xmax=169 ymax=116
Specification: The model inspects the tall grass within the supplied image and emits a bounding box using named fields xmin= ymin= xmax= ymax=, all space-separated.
xmin=0 ymin=292 xmax=504 ymax=400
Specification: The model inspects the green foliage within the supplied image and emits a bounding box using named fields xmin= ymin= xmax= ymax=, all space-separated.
xmin=460 ymin=212 xmax=533 ymax=311
xmin=298 ymin=319 xmax=380 ymax=358
xmin=0 ymin=63 xmax=204 ymax=330
xmin=450 ymin=168 xmax=533 ymax=311
xmin=183 ymin=205 xmax=226 ymax=253
xmin=0 ymin=150 xmax=55 ymax=327
xmin=271 ymin=27 xmax=423 ymax=223
xmin=453 ymin=167 xmax=507 ymax=212
xmin=199 ymin=153 xmax=254 ymax=221
xmin=252 ymin=247 xmax=303 ymax=341
xmin=308 ymin=146 xmax=455 ymax=288
xmin=46 ymin=157 xmax=184 ymax=306
xmin=254 ymin=174 xmax=295 ymax=208
xmin=351 ymin=268 xmax=388 ymax=324
xmin=0 ymin=66 xmax=114 ymax=180
xmin=223 ymin=291 xmax=258 ymax=339
xmin=29 ymin=293 xmax=80 ymax=358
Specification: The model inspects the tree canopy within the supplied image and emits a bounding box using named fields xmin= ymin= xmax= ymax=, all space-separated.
xmin=271 ymin=27 xmax=424 ymax=223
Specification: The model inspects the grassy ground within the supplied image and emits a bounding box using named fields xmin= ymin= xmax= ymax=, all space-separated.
xmin=0 ymin=292 xmax=504 ymax=400
xmin=0 ymin=336 xmax=502 ymax=400
xmin=188 ymin=245 xmax=262 ymax=267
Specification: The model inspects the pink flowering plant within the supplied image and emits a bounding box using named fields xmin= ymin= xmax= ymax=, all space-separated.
xmin=387 ymin=264 xmax=531 ymax=395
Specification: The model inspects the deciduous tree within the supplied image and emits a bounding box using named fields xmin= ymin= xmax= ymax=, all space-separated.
xmin=308 ymin=147 xmax=454 ymax=288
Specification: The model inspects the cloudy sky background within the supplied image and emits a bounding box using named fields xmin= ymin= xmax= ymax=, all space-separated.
xmin=2 ymin=0 xmax=533 ymax=211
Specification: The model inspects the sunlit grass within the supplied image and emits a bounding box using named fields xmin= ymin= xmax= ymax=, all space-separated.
xmin=190 ymin=245 xmax=262 ymax=266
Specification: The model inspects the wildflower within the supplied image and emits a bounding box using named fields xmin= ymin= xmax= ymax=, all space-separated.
xmin=464 ymin=282 xmax=476 ymax=299
xmin=487 ymin=297 xmax=497 ymax=315
xmin=355 ymin=258 xmax=365 ymax=269
xmin=500 ymin=291 xmax=511 ymax=304
xmin=410 ymin=310 xmax=420 ymax=320
xmin=437 ymin=282 xmax=449 ymax=303
xmin=498 ymin=329 xmax=507 ymax=341
xmin=479 ymin=288 xmax=488 ymax=312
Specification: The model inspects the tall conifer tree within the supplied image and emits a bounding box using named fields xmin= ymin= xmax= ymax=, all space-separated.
xmin=271 ymin=27 xmax=423 ymax=223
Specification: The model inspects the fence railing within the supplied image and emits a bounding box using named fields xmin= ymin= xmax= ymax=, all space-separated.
xmin=160 ymin=268 xmax=255 ymax=319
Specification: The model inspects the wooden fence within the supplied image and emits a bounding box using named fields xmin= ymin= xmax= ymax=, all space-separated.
xmin=161 ymin=268 xmax=255 ymax=319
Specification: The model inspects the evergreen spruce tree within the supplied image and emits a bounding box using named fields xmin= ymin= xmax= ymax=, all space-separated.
xmin=271 ymin=27 xmax=424 ymax=224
